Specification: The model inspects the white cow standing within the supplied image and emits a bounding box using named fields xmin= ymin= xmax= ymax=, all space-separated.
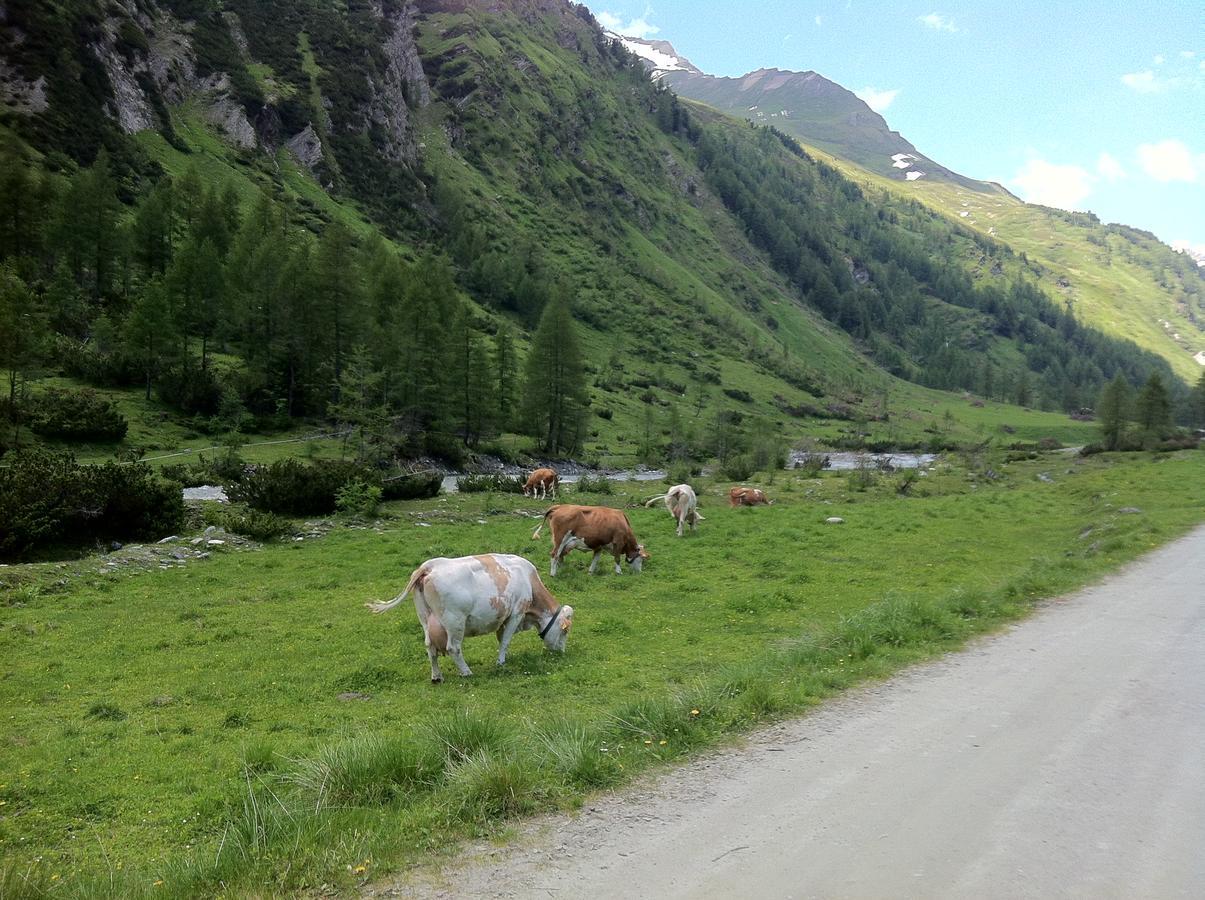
xmin=366 ymin=553 xmax=573 ymax=683
xmin=645 ymin=483 xmax=703 ymax=537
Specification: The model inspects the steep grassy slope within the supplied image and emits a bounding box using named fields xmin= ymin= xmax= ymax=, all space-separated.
xmin=805 ymin=149 xmax=1205 ymax=384
xmin=643 ymin=47 xmax=1204 ymax=384
xmin=0 ymin=0 xmax=1188 ymax=479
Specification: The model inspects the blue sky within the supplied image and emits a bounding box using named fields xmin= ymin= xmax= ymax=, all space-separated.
xmin=586 ymin=2 xmax=1205 ymax=254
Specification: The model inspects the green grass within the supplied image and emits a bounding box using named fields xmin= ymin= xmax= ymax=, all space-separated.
xmin=806 ymin=147 xmax=1205 ymax=384
xmin=1 ymin=450 xmax=1202 ymax=895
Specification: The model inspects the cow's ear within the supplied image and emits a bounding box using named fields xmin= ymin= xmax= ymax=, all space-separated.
xmin=561 ymin=607 xmax=574 ymax=631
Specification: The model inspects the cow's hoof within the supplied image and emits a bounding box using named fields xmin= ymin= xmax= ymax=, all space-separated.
xmin=431 ymin=677 xmax=443 ymax=684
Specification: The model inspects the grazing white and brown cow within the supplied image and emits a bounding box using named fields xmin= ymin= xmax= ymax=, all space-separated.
xmin=532 ymin=504 xmax=649 ymax=576
xmin=523 ymin=467 xmax=559 ymax=500
xmin=366 ymin=553 xmax=573 ymax=683
xmin=729 ymin=486 xmax=772 ymax=507
xmin=644 ymin=484 xmax=703 ymax=536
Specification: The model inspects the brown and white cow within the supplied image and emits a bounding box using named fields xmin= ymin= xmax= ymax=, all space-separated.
xmin=523 ymin=467 xmax=559 ymax=500
xmin=729 ymin=486 xmax=772 ymax=507
xmin=644 ymin=484 xmax=703 ymax=536
xmin=532 ymin=504 xmax=649 ymax=576
xmin=366 ymin=553 xmax=573 ymax=682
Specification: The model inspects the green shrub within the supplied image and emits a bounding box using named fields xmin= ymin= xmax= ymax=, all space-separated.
xmin=721 ymin=454 xmax=755 ymax=481
xmin=157 ymin=365 xmax=223 ymax=416
xmin=0 ymin=449 xmax=184 ymax=560
xmin=574 ymin=474 xmax=614 ymax=494
xmin=220 ymin=508 xmax=290 ymax=541
xmin=335 ymin=480 xmax=382 ymax=517
xmin=27 ymin=389 xmax=128 ymax=442
xmin=229 ymin=459 xmax=366 ymax=515
xmin=457 ymin=474 xmax=524 ymax=493
xmin=379 ymin=472 xmax=443 ymax=501
xmin=793 ymin=451 xmax=827 ymax=476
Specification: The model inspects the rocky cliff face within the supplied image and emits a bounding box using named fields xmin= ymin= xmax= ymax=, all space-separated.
xmin=0 ymin=0 xmax=429 ymax=170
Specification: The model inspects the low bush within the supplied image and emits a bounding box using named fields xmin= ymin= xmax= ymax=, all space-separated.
xmin=229 ymin=459 xmax=369 ymax=515
xmin=457 ymin=474 xmax=525 ymax=493
xmin=574 ymin=474 xmax=614 ymax=494
xmin=380 ymin=472 xmax=442 ymax=500
xmin=0 ymin=449 xmax=184 ymax=559
xmin=720 ymin=454 xmax=755 ymax=481
xmin=220 ymin=508 xmax=291 ymax=541
xmin=27 ymin=389 xmax=128 ymax=442
xmin=793 ymin=451 xmax=828 ymax=476
xmin=335 ymin=480 xmax=382 ymax=517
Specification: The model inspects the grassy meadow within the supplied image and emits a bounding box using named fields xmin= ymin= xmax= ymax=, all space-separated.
xmin=1 ymin=449 xmax=1203 ymax=896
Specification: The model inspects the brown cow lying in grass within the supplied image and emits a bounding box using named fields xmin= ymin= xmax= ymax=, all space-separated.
xmin=532 ymin=504 xmax=649 ymax=576
xmin=366 ymin=553 xmax=572 ymax=682
xmin=729 ymin=486 xmax=772 ymax=507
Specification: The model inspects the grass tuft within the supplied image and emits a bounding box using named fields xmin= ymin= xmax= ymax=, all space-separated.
xmin=442 ymin=750 xmax=545 ymax=822
xmin=289 ymin=731 xmax=442 ymax=809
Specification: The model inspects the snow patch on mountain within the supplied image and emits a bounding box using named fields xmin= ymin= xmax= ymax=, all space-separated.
xmin=605 ymin=32 xmax=691 ymax=76
xmin=905 ymin=170 xmax=925 ymax=181
xmin=891 ymin=153 xmax=917 ymax=169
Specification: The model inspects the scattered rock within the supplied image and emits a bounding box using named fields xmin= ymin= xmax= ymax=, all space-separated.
xmin=157 ymin=535 xmax=179 ymax=544
xmin=1037 ymin=473 xmax=1054 ymax=483
xmin=824 ymin=517 xmax=845 ymax=525
xmin=207 ymin=540 xmax=226 ymax=546
xmin=1118 ymin=507 xmax=1142 ymax=515
xmin=110 ymin=541 xmax=123 ymax=551
xmin=149 ymin=695 xmax=175 ymax=707
xmin=337 ymin=691 xmax=372 ymax=702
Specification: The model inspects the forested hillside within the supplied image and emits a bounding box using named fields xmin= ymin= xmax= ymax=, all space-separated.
xmin=0 ymin=0 xmax=1193 ymax=467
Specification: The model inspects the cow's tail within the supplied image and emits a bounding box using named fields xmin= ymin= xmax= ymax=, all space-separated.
xmin=643 ymin=494 xmax=667 ymax=508
xmin=365 ymin=567 xmax=425 ymax=614
xmin=531 ymin=507 xmax=555 ymax=540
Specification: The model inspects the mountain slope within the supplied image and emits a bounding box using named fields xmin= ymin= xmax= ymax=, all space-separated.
xmin=614 ymin=33 xmax=1205 ymax=383
xmin=0 ymin=0 xmax=1186 ymax=472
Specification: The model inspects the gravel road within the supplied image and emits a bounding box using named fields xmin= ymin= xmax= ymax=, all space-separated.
xmin=379 ymin=525 xmax=1205 ymax=899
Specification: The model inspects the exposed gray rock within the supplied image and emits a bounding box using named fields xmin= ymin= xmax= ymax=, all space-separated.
xmin=1118 ymin=507 xmax=1142 ymax=515
xmin=0 ymin=55 xmax=49 ymax=114
xmin=824 ymin=517 xmax=845 ymax=525
xmin=205 ymin=93 xmax=258 ymax=149
xmin=287 ymin=124 xmax=324 ymax=169
xmin=360 ymin=1 xmax=429 ymax=163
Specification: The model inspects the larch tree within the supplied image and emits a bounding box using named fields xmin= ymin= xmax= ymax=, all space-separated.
xmin=1097 ymin=374 xmax=1133 ymax=450
xmin=521 ymin=290 xmax=587 ymax=453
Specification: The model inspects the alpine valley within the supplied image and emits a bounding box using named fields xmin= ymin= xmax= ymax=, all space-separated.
xmin=1 ymin=0 xmax=1202 ymax=471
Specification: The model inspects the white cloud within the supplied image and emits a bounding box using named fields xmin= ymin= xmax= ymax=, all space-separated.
xmin=1121 ymin=70 xmax=1162 ymax=92
xmin=1137 ymin=139 xmax=1199 ymax=182
xmin=918 ymin=13 xmax=958 ymax=33
xmin=855 ymin=86 xmax=901 ymax=112
xmin=1179 ymin=50 xmax=1195 ymax=60
xmin=1096 ymin=152 xmax=1125 ymax=182
xmin=620 ymin=15 xmax=659 ymax=39
xmin=814 ymin=15 xmax=823 ymax=27
xmin=598 ymin=7 xmax=659 ymax=39
xmin=1153 ymin=54 xmax=1165 ymax=65
xmin=1011 ymin=158 xmax=1095 ymax=211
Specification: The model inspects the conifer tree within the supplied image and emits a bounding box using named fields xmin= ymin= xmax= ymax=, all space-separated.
xmin=0 ymin=265 xmax=44 ymax=439
xmin=1097 ymin=374 xmax=1132 ymax=450
xmin=1191 ymin=371 xmax=1205 ymax=430
xmin=493 ymin=321 xmax=518 ymax=431
xmin=1134 ymin=372 xmax=1171 ymax=441
xmin=124 ymin=277 xmax=179 ymax=400
xmin=521 ymin=290 xmax=587 ymax=453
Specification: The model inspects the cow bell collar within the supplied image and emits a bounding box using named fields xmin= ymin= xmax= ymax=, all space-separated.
xmin=538 ymin=605 xmax=563 ymax=639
